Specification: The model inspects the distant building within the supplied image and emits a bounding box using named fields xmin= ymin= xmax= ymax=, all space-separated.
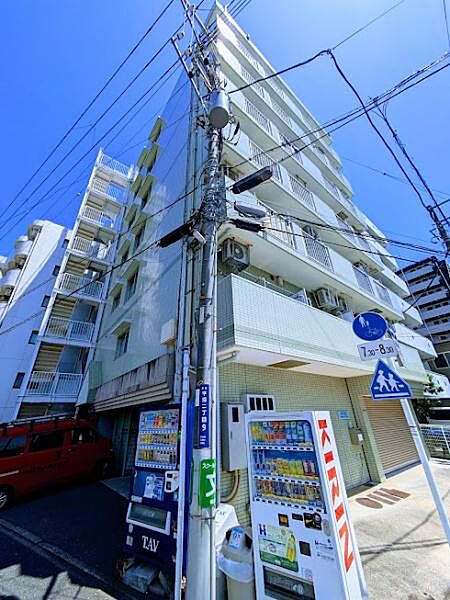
xmin=0 ymin=150 xmax=133 ymax=422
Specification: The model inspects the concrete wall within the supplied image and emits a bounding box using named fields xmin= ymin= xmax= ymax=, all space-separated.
xmin=94 ymin=74 xmax=192 ymax=388
xmin=0 ymin=221 xmax=68 ymax=421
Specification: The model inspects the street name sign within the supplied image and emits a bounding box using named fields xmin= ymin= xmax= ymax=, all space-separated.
xmin=357 ymin=339 xmax=398 ymax=361
xmin=352 ymin=312 xmax=388 ymax=341
xmin=370 ymin=359 xmax=412 ymax=400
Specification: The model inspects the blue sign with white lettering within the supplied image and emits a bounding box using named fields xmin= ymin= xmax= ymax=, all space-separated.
xmin=198 ymin=384 xmax=210 ymax=448
xmin=352 ymin=312 xmax=387 ymax=341
xmin=370 ymin=359 xmax=412 ymax=400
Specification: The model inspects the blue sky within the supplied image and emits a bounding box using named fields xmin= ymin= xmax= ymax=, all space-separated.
xmin=0 ymin=0 xmax=449 ymax=267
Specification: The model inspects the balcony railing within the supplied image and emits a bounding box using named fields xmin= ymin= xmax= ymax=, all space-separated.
xmin=240 ymin=65 xmax=266 ymax=98
xmin=374 ymin=280 xmax=392 ymax=306
xmin=81 ymin=206 xmax=116 ymax=229
xmin=249 ymin=140 xmax=282 ymax=182
xmin=98 ymin=153 xmax=130 ymax=178
xmin=304 ymin=233 xmax=333 ymax=271
xmin=244 ymin=98 xmax=273 ymax=135
xmin=44 ymin=316 xmax=95 ymax=343
xmin=91 ymin=178 xmax=127 ymax=203
xmin=289 ymin=175 xmax=315 ymax=210
xmin=266 ymin=215 xmax=296 ymax=249
xmin=26 ymin=371 xmax=83 ymax=397
xmin=353 ymin=266 xmax=373 ymax=294
xmin=69 ymin=236 xmax=113 ymax=263
xmin=57 ymin=273 xmax=103 ymax=299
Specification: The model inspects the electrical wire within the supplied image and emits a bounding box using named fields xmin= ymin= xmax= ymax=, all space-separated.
xmin=444 ymin=0 xmax=450 ymax=51
xmin=0 ymin=0 xmax=178 ymax=223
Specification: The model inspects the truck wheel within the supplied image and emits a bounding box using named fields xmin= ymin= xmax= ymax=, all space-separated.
xmin=0 ymin=487 xmax=12 ymax=510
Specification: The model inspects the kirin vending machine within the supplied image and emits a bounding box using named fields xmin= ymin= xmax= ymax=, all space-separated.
xmin=124 ymin=404 xmax=182 ymax=584
xmin=246 ymin=411 xmax=367 ymax=600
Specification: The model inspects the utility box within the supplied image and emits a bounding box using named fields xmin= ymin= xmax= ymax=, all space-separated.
xmin=349 ymin=426 xmax=364 ymax=445
xmin=221 ymin=404 xmax=247 ymax=471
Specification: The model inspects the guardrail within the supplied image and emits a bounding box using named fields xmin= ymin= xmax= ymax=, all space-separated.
xmin=57 ymin=273 xmax=103 ymax=299
xmin=69 ymin=236 xmax=112 ymax=262
xmin=420 ymin=424 xmax=450 ymax=459
xmin=45 ymin=316 xmax=95 ymax=343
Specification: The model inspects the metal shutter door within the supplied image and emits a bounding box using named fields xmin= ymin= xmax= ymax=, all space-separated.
xmin=364 ymin=397 xmax=418 ymax=474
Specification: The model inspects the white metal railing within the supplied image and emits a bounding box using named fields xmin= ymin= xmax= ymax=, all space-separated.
xmin=313 ymin=145 xmax=329 ymax=167
xmin=374 ymin=280 xmax=392 ymax=306
xmin=244 ymin=98 xmax=273 ymax=135
xmin=57 ymin=273 xmax=103 ymax=299
xmin=240 ymin=65 xmax=266 ymax=98
xmin=45 ymin=316 xmax=95 ymax=343
xmin=288 ymin=175 xmax=315 ymax=210
xmin=304 ymin=233 xmax=333 ymax=270
xmin=353 ymin=266 xmax=373 ymax=294
xmin=420 ymin=424 xmax=450 ymax=459
xmin=280 ymin=135 xmax=303 ymax=166
xmin=69 ymin=236 xmax=113 ymax=262
xmin=98 ymin=153 xmax=130 ymax=177
xmin=236 ymin=38 xmax=263 ymax=73
xmin=249 ymin=140 xmax=282 ymax=182
xmin=267 ymin=215 xmax=296 ymax=249
xmin=271 ymin=99 xmax=292 ymax=128
xmin=322 ymin=175 xmax=339 ymax=197
xmin=81 ymin=206 xmax=116 ymax=229
xmin=91 ymin=178 xmax=127 ymax=203
xmin=26 ymin=371 xmax=83 ymax=396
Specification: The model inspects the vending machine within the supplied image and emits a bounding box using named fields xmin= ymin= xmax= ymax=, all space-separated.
xmin=246 ymin=411 xmax=367 ymax=600
xmin=124 ymin=404 xmax=182 ymax=584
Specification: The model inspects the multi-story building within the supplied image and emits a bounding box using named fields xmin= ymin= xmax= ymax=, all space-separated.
xmin=87 ymin=3 xmax=440 ymax=524
xmin=0 ymin=150 xmax=133 ymax=421
xmin=0 ymin=220 xmax=69 ymax=422
xmin=398 ymin=258 xmax=450 ymax=375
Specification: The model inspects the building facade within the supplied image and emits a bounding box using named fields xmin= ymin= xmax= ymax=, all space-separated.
xmin=0 ymin=150 xmax=133 ymax=421
xmin=85 ymin=3 xmax=442 ymax=525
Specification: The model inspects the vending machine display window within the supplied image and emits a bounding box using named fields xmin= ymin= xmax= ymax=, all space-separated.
xmin=135 ymin=408 xmax=179 ymax=470
xmin=127 ymin=502 xmax=171 ymax=535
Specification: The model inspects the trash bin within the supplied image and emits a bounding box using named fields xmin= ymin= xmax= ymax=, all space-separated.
xmin=217 ymin=526 xmax=255 ymax=600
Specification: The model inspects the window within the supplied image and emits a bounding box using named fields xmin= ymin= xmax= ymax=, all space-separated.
xmin=29 ymin=430 xmax=65 ymax=453
xmin=12 ymin=372 xmax=25 ymax=389
xmin=125 ymin=270 xmax=139 ymax=302
xmin=115 ymin=329 xmax=130 ymax=359
xmin=62 ymin=238 xmax=69 ymax=248
xmin=111 ymin=291 xmax=121 ymax=312
xmin=71 ymin=427 xmax=98 ymax=444
xmin=28 ymin=330 xmax=39 ymax=344
xmin=52 ymin=265 xmax=60 ymax=276
xmin=134 ymin=227 xmax=144 ymax=251
xmin=0 ymin=436 xmax=26 ymax=458
xmin=42 ymin=295 xmax=51 ymax=308
xmin=434 ymin=354 xmax=448 ymax=369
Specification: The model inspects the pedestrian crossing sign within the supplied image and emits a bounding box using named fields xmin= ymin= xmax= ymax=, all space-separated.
xmin=370 ymin=359 xmax=412 ymax=400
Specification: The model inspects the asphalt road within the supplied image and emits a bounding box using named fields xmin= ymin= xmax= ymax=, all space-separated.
xmin=0 ymin=481 xmax=139 ymax=600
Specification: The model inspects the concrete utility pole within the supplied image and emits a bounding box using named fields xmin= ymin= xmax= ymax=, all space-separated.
xmin=172 ymin=4 xmax=231 ymax=597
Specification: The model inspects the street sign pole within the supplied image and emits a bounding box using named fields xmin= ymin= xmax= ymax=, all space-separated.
xmin=353 ymin=313 xmax=450 ymax=547
xmin=386 ymin=356 xmax=450 ymax=547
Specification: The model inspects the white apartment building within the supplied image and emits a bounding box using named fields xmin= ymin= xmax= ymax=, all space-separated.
xmin=0 ymin=220 xmax=69 ymax=422
xmin=86 ymin=3 xmax=442 ymax=524
xmin=0 ymin=150 xmax=133 ymax=421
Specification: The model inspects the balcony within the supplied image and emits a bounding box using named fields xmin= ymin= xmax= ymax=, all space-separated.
xmin=57 ymin=273 xmax=104 ymax=301
xmin=90 ymin=178 xmax=127 ymax=205
xmin=393 ymin=323 xmax=436 ymax=359
xmin=44 ymin=316 xmax=95 ymax=345
xmin=80 ymin=206 xmax=117 ymax=230
xmin=25 ymin=371 xmax=83 ymax=398
xmin=421 ymin=303 xmax=450 ymax=320
xmin=97 ymin=152 xmax=131 ymax=182
xmin=14 ymin=236 xmax=32 ymax=265
xmin=304 ymin=233 xmax=333 ymax=271
xmin=0 ymin=268 xmax=20 ymax=296
xmin=68 ymin=236 xmax=113 ymax=264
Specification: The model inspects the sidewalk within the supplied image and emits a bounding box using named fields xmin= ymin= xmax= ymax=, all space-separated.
xmin=350 ymin=461 xmax=450 ymax=600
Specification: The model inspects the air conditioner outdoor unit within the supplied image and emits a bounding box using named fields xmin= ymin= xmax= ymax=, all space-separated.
xmin=316 ymin=287 xmax=338 ymax=311
xmin=336 ymin=296 xmax=349 ymax=312
xmin=292 ymin=288 xmax=311 ymax=305
xmin=221 ymin=238 xmax=250 ymax=271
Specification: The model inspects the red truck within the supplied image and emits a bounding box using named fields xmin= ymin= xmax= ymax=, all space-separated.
xmin=0 ymin=415 xmax=113 ymax=509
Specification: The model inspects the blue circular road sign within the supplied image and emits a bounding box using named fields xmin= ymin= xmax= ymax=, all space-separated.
xmin=352 ymin=312 xmax=387 ymax=341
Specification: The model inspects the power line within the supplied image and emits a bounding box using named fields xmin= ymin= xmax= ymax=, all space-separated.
xmin=332 ymin=0 xmax=406 ymax=51
xmin=0 ymin=0 xmax=178 ymax=224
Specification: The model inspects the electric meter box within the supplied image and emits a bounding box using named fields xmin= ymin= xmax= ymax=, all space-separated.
xmin=221 ymin=403 xmax=247 ymax=471
xmin=246 ymin=410 xmax=367 ymax=600
xmin=349 ymin=427 xmax=364 ymax=446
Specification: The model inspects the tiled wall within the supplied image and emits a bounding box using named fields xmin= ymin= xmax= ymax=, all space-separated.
xmin=219 ymin=363 xmax=371 ymax=525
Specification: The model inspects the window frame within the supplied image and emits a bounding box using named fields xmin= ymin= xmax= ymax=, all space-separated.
xmin=28 ymin=330 xmax=39 ymax=344
xmin=41 ymin=295 xmax=51 ymax=308
xmin=124 ymin=270 xmax=139 ymax=302
xmin=115 ymin=328 xmax=130 ymax=359
xmin=12 ymin=372 xmax=25 ymax=389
